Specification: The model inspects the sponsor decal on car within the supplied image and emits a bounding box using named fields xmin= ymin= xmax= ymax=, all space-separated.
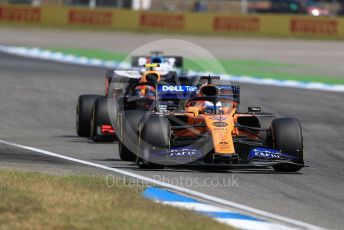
xmin=209 ymin=116 xmax=227 ymax=121
xmin=168 ymin=148 xmax=201 ymax=158
xmin=212 ymin=122 xmax=228 ymax=127
xmin=213 ymin=127 xmax=229 ymax=131
xmin=114 ymin=70 xmax=141 ymax=79
xmin=249 ymin=148 xmax=281 ymax=160
xmin=69 ymin=10 xmax=112 ymax=26
xmin=0 ymin=7 xmax=40 ymax=23
xmin=159 ymin=85 xmax=197 ymax=93
xmin=151 ymin=147 xmax=202 ymax=159
xmin=217 ymin=145 xmax=232 ymax=151
xmin=213 ymin=17 xmax=260 ymax=33
xmin=290 ymin=19 xmax=337 ymax=36
xmin=140 ymin=13 xmax=184 ymax=30
xmin=249 ymin=148 xmax=298 ymax=160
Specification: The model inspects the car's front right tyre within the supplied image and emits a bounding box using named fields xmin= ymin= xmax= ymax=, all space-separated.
xmin=271 ymin=118 xmax=304 ymax=172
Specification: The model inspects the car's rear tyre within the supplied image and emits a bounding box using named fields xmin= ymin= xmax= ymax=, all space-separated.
xmin=117 ymin=110 xmax=146 ymax=162
xmin=271 ymin=118 xmax=304 ymax=172
xmin=76 ymin=94 xmax=101 ymax=137
xmin=137 ymin=114 xmax=170 ymax=169
xmin=90 ymin=97 xmax=117 ymax=142
xmin=118 ymin=140 xmax=136 ymax=161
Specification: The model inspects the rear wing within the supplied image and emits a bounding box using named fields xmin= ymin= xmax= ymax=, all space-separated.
xmin=156 ymin=84 xmax=240 ymax=111
xmin=131 ymin=56 xmax=183 ymax=68
xmin=156 ymin=83 xmax=197 ymax=111
xmin=106 ymin=69 xmax=141 ymax=82
xmin=122 ymin=82 xmax=239 ymax=112
xmin=105 ymin=69 xmax=142 ymax=97
xmin=125 ymin=82 xmax=197 ymax=98
xmin=125 ymin=83 xmax=239 ymax=102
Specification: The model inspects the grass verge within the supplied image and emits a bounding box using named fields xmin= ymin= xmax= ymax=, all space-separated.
xmin=0 ymin=170 xmax=233 ymax=230
xmin=48 ymin=48 xmax=344 ymax=85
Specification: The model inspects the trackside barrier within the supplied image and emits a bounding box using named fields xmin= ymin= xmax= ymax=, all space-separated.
xmin=0 ymin=4 xmax=344 ymax=39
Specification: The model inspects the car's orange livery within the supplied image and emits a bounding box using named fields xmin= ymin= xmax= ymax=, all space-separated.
xmin=118 ymin=75 xmax=305 ymax=172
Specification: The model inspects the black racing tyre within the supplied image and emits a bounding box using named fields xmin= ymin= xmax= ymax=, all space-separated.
xmin=90 ymin=97 xmax=117 ymax=142
xmin=271 ymin=118 xmax=304 ymax=172
xmin=137 ymin=114 xmax=170 ymax=169
xmin=76 ymin=94 xmax=101 ymax=137
xmin=117 ymin=110 xmax=146 ymax=162
xmin=118 ymin=140 xmax=136 ymax=161
xmin=140 ymin=115 xmax=171 ymax=148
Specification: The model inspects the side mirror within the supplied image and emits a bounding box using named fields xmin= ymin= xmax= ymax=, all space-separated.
xmin=248 ymin=107 xmax=261 ymax=113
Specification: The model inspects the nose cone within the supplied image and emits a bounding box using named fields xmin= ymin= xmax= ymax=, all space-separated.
xmin=204 ymin=115 xmax=235 ymax=154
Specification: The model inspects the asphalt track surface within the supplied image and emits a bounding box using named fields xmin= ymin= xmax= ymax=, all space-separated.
xmin=1 ymin=51 xmax=344 ymax=229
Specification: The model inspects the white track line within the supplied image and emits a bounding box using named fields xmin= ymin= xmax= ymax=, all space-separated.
xmin=159 ymin=201 xmax=229 ymax=212
xmin=216 ymin=218 xmax=294 ymax=230
xmin=0 ymin=139 xmax=322 ymax=230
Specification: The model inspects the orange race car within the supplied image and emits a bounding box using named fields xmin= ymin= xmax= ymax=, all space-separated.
xmin=117 ymin=76 xmax=305 ymax=172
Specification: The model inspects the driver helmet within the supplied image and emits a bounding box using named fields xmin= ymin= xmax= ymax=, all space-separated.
xmin=203 ymin=101 xmax=222 ymax=114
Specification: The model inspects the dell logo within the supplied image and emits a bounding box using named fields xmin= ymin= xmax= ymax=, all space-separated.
xmin=161 ymin=85 xmax=197 ymax=92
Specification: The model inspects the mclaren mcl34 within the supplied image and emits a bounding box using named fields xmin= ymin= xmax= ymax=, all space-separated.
xmin=117 ymin=76 xmax=305 ymax=172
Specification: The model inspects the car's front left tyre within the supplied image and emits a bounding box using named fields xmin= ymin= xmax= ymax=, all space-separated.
xmin=137 ymin=114 xmax=170 ymax=169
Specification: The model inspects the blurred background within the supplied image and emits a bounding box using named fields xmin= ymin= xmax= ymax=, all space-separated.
xmin=0 ymin=0 xmax=343 ymax=16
